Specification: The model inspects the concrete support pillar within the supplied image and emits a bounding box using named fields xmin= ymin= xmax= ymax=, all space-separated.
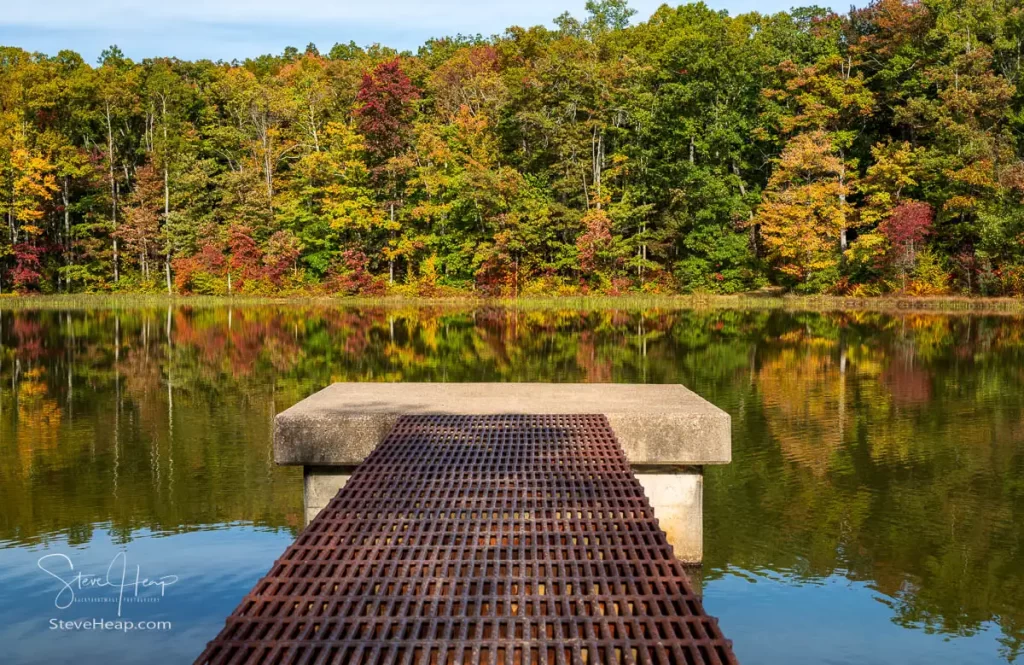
xmin=305 ymin=464 xmax=705 ymax=563
xmin=635 ymin=467 xmax=703 ymax=563
xmin=303 ymin=466 xmax=351 ymax=525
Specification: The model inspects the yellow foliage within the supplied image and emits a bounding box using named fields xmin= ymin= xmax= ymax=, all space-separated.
xmin=754 ymin=130 xmax=851 ymax=286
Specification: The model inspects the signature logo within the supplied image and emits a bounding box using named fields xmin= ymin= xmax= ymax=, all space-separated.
xmin=37 ymin=552 xmax=179 ymax=617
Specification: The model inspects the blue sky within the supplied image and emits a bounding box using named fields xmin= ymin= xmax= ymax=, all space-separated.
xmin=1 ymin=1 xmax=845 ymax=63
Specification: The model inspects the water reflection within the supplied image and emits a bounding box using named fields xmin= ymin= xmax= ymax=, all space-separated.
xmin=0 ymin=526 xmax=294 ymax=664
xmin=0 ymin=305 xmax=1021 ymax=663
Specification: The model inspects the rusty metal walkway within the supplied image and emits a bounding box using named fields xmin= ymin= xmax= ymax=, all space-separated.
xmin=197 ymin=414 xmax=739 ymax=665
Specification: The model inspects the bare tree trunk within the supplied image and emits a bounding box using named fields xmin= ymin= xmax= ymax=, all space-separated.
xmin=642 ymin=228 xmax=648 ymax=277
xmin=6 ymin=208 xmax=13 ymax=290
xmin=514 ymin=257 xmax=519 ymax=299
xmin=310 ymin=106 xmax=320 ymax=152
xmin=389 ymin=202 xmax=395 ymax=285
xmin=161 ymin=94 xmax=173 ymax=296
xmin=839 ymin=153 xmax=848 ymax=251
xmin=105 ymin=101 xmax=119 ymax=282
xmin=161 ymin=96 xmax=170 ymax=220
xmin=63 ymin=176 xmax=72 ymax=292
xmin=733 ymin=161 xmax=746 ymax=196
xmin=259 ymin=110 xmax=274 ymax=212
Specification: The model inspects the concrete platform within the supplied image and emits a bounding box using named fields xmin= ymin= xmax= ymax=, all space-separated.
xmin=275 ymin=382 xmax=731 ymax=467
xmin=274 ymin=382 xmax=731 ymax=563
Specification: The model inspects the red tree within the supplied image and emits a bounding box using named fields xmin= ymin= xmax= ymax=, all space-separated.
xmin=262 ymin=230 xmax=301 ymax=286
xmin=228 ymin=225 xmax=264 ymax=285
xmin=879 ymin=201 xmax=933 ymax=289
xmin=354 ymin=58 xmax=420 ymax=283
xmin=171 ymin=241 xmax=226 ymax=293
xmin=354 ymin=58 xmax=419 ymax=165
xmin=10 ymin=242 xmax=44 ymax=291
xmin=879 ymin=201 xmax=933 ymax=249
xmin=328 ymin=250 xmax=383 ymax=295
xmin=576 ymin=209 xmax=615 ymax=274
xmin=195 ymin=242 xmax=227 ymax=274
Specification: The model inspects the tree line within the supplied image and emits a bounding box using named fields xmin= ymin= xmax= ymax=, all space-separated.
xmin=1 ymin=0 xmax=1022 ymax=296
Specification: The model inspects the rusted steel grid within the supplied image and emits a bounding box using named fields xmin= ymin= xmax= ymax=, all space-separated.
xmin=198 ymin=414 xmax=738 ymax=665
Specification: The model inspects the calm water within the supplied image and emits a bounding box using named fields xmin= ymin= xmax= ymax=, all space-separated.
xmin=0 ymin=305 xmax=1021 ymax=664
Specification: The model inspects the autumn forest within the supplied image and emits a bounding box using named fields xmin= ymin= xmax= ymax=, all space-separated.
xmin=1 ymin=0 xmax=1023 ymax=297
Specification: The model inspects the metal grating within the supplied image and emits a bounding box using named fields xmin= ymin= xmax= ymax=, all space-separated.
xmin=197 ymin=414 xmax=739 ymax=665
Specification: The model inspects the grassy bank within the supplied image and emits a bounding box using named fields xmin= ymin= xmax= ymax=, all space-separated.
xmin=0 ymin=292 xmax=1021 ymax=314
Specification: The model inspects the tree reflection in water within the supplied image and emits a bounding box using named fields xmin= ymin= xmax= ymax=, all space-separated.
xmin=0 ymin=305 xmax=1020 ymax=660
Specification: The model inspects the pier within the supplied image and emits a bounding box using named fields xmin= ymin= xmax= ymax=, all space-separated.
xmin=198 ymin=383 xmax=736 ymax=664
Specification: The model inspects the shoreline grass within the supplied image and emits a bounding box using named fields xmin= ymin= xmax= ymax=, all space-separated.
xmin=0 ymin=292 xmax=1021 ymax=314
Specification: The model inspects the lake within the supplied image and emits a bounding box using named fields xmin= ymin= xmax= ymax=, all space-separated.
xmin=0 ymin=304 xmax=1020 ymax=664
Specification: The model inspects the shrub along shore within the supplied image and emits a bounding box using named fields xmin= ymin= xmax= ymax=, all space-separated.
xmin=0 ymin=293 xmax=1021 ymax=314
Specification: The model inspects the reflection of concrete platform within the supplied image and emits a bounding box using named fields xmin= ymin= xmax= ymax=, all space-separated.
xmin=275 ymin=383 xmax=732 ymax=563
